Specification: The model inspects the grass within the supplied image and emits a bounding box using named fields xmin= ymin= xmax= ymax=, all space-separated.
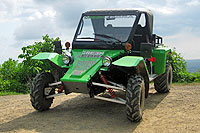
xmin=0 ymin=92 xmax=25 ymax=96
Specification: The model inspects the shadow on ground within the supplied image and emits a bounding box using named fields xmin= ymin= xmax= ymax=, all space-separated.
xmin=145 ymin=91 xmax=168 ymax=109
xmin=0 ymin=91 xmax=168 ymax=133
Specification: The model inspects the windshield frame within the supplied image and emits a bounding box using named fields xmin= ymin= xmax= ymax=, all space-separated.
xmin=72 ymin=12 xmax=140 ymax=50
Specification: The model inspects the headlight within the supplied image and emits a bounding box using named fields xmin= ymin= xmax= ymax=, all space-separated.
xmin=62 ymin=55 xmax=71 ymax=65
xmin=102 ymin=56 xmax=112 ymax=67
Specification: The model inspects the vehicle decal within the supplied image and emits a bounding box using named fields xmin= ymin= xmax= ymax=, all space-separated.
xmin=81 ymin=51 xmax=104 ymax=58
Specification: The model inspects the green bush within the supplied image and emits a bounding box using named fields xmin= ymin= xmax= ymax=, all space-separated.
xmin=0 ymin=59 xmax=28 ymax=93
xmin=167 ymin=48 xmax=200 ymax=83
xmin=18 ymin=35 xmax=60 ymax=81
xmin=191 ymin=71 xmax=200 ymax=82
xmin=0 ymin=35 xmax=60 ymax=94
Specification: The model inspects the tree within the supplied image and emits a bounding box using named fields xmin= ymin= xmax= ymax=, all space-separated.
xmin=167 ymin=48 xmax=194 ymax=82
xmin=0 ymin=35 xmax=60 ymax=94
xmin=18 ymin=34 xmax=60 ymax=85
xmin=0 ymin=59 xmax=28 ymax=93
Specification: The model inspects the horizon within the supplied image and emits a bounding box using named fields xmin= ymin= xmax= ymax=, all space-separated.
xmin=186 ymin=59 xmax=200 ymax=61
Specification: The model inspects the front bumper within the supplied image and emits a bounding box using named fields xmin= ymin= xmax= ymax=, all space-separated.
xmin=63 ymin=81 xmax=89 ymax=94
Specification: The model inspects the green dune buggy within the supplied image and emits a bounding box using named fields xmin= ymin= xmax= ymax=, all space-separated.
xmin=30 ymin=9 xmax=172 ymax=122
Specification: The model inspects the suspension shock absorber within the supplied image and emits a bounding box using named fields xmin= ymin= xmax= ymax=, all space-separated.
xmin=99 ymin=71 xmax=116 ymax=98
xmin=57 ymin=85 xmax=64 ymax=93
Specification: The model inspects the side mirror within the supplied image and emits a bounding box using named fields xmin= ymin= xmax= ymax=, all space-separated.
xmin=140 ymin=43 xmax=153 ymax=59
xmin=54 ymin=41 xmax=62 ymax=54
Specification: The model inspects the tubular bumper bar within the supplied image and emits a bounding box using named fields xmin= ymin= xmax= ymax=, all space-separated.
xmin=92 ymin=82 xmax=126 ymax=91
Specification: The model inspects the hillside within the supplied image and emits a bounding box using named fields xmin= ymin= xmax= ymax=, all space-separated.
xmin=186 ymin=59 xmax=200 ymax=73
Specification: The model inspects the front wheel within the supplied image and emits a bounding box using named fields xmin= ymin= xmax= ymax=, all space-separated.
xmin=126 ymin=75 xmax=145 ymax=122
xmin=30 ymin=72 xmax=55 ymax=111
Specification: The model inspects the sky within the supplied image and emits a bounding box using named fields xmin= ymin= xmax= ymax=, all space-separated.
xmin=0 ymin=0 xmax=200 ymax=64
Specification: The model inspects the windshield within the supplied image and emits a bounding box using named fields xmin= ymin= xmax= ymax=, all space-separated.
xmin=75 ymin=15 xmax=136 ymax=42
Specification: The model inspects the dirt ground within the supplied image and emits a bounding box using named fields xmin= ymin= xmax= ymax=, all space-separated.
xmin=0 ymin=84 xmax=200 ymax=133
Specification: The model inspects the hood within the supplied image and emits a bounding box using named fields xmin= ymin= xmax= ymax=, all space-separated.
xmin=61 ymin=49 xmax=124 ymax=83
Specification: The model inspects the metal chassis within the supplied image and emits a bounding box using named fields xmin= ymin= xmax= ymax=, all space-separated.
xmin=45 ymin=71 xmax=158 ymax=103
xmin=45 ymin=80 xmax=127 ymax=105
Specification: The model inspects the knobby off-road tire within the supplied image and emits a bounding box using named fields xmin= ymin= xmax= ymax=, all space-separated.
xmin=30 ymin=72 xmax=55 ymax=111
xmin=126 ymin=75 xmax=145 ymax=122
xmin=154 ymin=64 xmax=173 ymax=93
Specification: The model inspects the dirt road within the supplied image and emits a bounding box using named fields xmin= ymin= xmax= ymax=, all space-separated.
xmin=0 ymin=84 xmax=200 ymax=133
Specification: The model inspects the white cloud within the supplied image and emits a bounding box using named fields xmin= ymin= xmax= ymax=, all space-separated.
xmin=152 ymin=7 xmax=177 ymax=15
xmin=0 ymin=30 xmax=21 ymax=64
xmin=165 ymin=30 xmax=200 ymax=59
xmin=186 ymin=0 xmax=200 ymax=6
xmin=0 ymin=0 xmax=35 ymax=22
xmin=1 ymin=0 xmax=200 ymax=64
xmin=14 ymin=17 xmax=58 ymax=41
xmin=27 ymin=9 xmax=56 ymax=21
xmin=0 ymin=45 xmax=22 ymax=63
xmin=28 ymin=16 xmax=35 ymax=21
xmin=35 ymin=11 xmax=43 ymax=19
xmin=43 ymin=10 xmax=56 ymax=18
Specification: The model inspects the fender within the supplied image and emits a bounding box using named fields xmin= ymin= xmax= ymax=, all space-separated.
xmin=152 ymin=47 xmax=171 ymax=75
xmin=112 ymin=56 xmax=149 ymax=97
xmin=112 ymin=56 xmax=149 ymax=75
xmin=32 ymin=52 xmax=69 ymax=68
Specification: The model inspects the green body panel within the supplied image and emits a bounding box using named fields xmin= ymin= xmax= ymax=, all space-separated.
xmin=32 ymin=53 xmax=69 ymax=68
xmin=61 ymin=49 xmax=124 ymax=83
xmin=112 ymin=56 xmax=149 ymax=77
xmin=112 ymin=56 xmax=144 ymax=67
xmin=152 ymin=47 xmax=171 ymax=75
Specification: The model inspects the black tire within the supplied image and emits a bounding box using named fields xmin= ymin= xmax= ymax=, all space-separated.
xmin=126 ymin=75 xmax=145 ymax=122
xmin=154 ymin=64 xmax=173 ymax=93
xmin=30 ymin=72 xmax=55 ymax=111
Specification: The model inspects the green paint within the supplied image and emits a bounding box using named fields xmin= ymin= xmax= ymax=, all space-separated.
xmin=32 ymin=47 xmax=170 ymax=82
xmin=32 ymin=53 xmax=69 ymax=68
xmin=152 ymin=47 xmax=171 ymax=75
xmin=32 ymin=53 xmax=58 ymax=60
xmin=112 ymin=56 xmax=144 ymax=67
xmin=112 ymin=56 xmax=149 ymax=77
xmin=100 ymin=67 xmax=108 ymax=71
xmin=61 ymin=49 xmax=124 ymax=83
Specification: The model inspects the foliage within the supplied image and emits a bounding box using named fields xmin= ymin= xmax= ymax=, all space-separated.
xmin=190 ymin=72 xmax=200 ymax=82
xmin=0 ymin=91 xmax=24 ymax=96
xmin=0 ymin=35 xmax=60 ymax=95
xmin=0 ymin=58 xmax=28 ymax=93
xmin=18 ymin=35 xmax=60 ymax=84
xmin=167 ymin=48 xmax=200 ymax=83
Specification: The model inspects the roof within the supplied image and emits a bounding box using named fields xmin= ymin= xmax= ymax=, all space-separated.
xmin=83 ymin=8 xmax=153 ymax=16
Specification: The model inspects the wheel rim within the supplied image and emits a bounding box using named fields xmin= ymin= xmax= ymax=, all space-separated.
xmin=168 ymin=67 xmax=172 ymax=86
xmin=139 ymin=80 xmax=145 ymax=115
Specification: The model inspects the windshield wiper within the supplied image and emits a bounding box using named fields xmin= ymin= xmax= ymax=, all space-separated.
xmin=94 ymin=33 xmax=122 ymax=43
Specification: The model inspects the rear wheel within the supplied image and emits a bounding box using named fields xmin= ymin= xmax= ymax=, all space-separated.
xmin=126 ymin=75 xmax=145 ymax=122
xmin=154 ymin=64 xmax=173 ymax=93
xmin=30 ymin=72 xmax=55 ymax=111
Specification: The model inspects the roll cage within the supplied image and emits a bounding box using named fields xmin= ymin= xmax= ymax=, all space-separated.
xmin=72 ymin=9 xmax=154 ymax=50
